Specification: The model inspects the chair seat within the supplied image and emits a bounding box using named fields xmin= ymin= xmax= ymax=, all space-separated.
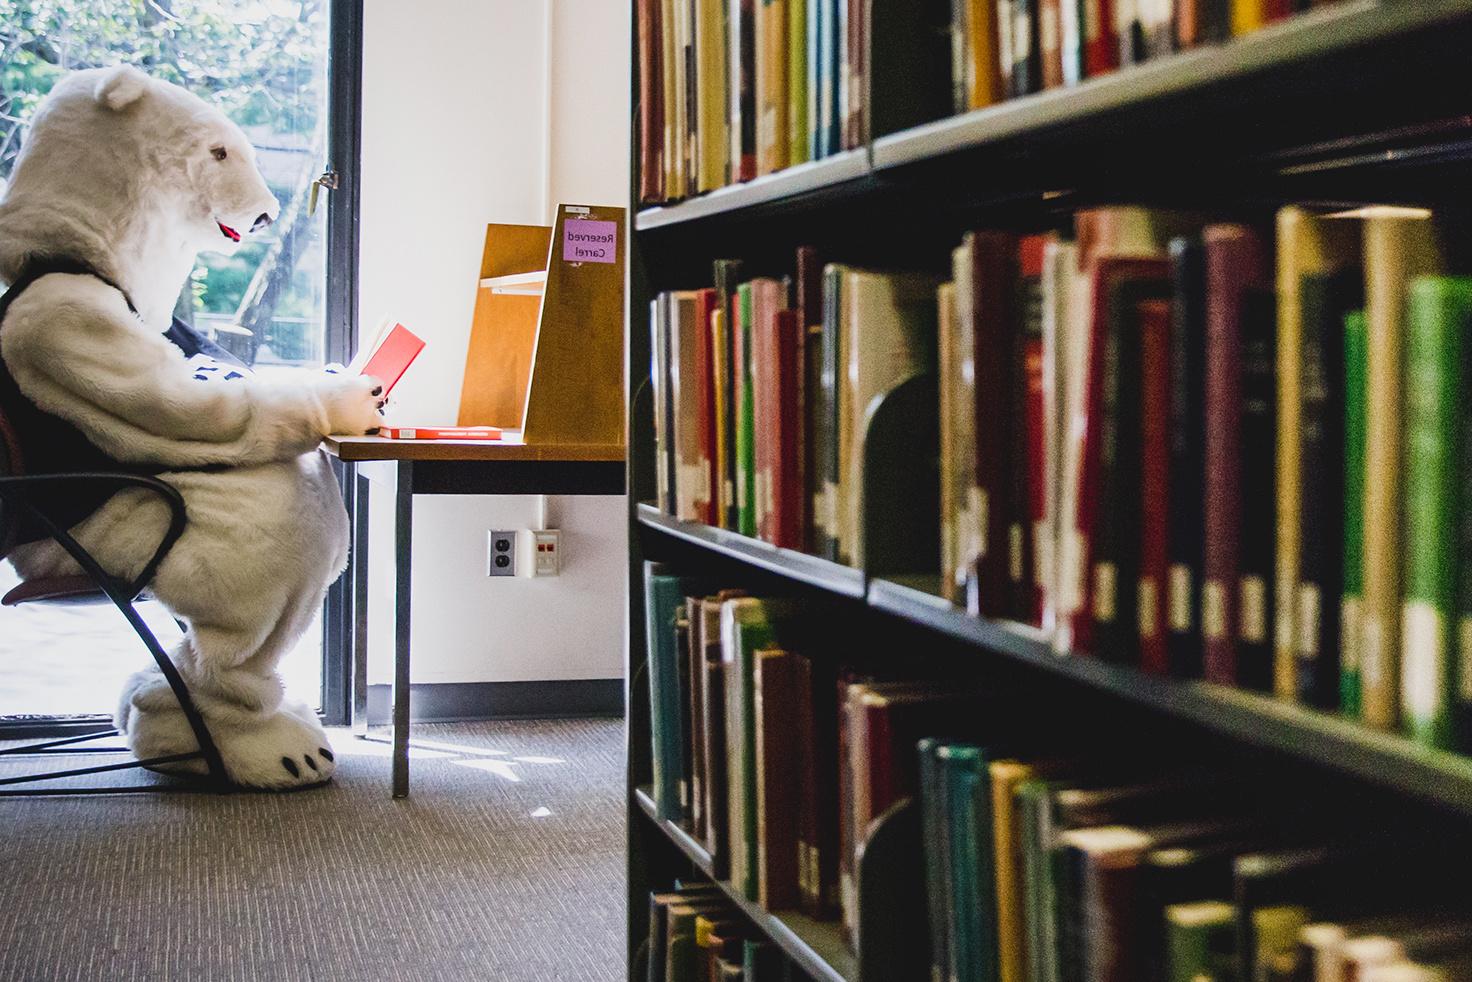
xmin=1 ymin=575 xmax=109 ymax=606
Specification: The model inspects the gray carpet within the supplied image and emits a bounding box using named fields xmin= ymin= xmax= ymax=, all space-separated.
xmin=0 ymin=719 xmax=625 ymax=982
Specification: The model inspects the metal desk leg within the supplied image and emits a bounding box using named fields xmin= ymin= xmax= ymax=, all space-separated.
xmin=391 ymin=460 xmax=413 ymax=798
xmin=351 ymin=470 xmax=370 ymax=739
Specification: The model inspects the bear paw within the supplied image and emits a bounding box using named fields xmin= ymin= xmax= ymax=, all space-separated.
xmin=117 ymin=669 xmax=337 ymax=790
xmin=317 ymin=371 xmax=385 ymax=436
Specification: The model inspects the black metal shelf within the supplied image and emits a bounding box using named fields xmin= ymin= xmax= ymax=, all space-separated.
xmin=634 ymin=150 xmax=870 ymax=232
xmin=866 ymin=576 xmax=1472 ymax=818
xmin=633 ymin=787 xmax=857 ymax=982
xmin=636 ymin=503 xmax=867 ymax=599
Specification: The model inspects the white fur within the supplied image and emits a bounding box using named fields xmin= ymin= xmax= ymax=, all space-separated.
xmin=0 ymin=68 xmax=383 ymax=789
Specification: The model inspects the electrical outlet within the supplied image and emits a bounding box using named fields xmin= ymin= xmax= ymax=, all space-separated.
xmin=487 ymin=530 xmax=517 ymax=576
xmin=517 ymin=529 xmax=561 ymax=577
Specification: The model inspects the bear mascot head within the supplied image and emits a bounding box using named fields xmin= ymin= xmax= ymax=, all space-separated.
xmin=0 ymin=64 xmax=280 ymax=327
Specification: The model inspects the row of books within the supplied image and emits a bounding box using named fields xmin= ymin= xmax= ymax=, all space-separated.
xmin=635 ymin=0 xmax=1352 ymax=207
xmin=646 ymin=203 xmax=1472 ymax=753
xmin=647 ymin=883 xmax=806 ymax=982
xmin=636 ymin=0 xmax=871 ymax=206
xmin=958 ymin=0 xmax=1348 ymax=114
xmin=919 ymin=742 xmax=1472 ymax=982
xmin=642 ymin=568 xmax=1472 ymax=979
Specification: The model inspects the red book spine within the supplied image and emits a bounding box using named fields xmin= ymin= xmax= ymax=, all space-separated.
xmin=1201 ymin=227 xmax=1250 ymax=685
xmin=1025 ymin=337 xmax=1046 ymax=625
xmin=637 ymin=0 xmax=664 ymax=203
xmin=1084 ymin=0 xmax=1119 ymax=78
xmin=844 ymin=0 xmax=866 ymax=149
xmin=1264 ymin=0 xmax=1294 ymax=20
xmin=733 ymin=290 xmax=749 ymax=531
xmin=970 ymin=231 xmax=1021 ymax=619
xmin=695 ymin=289 xmax=718 ymax=525
xmin=775 ymin=308 xmax=805 ymax=550
xmin=1138 ymin=298 xmax=1173 ymax=675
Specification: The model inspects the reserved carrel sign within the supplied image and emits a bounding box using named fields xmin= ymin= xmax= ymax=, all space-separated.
xmin=563 ymin=218 xmax=618 ymax=264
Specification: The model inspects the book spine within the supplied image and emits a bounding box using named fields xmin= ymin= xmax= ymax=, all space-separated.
xmin=1362 ymin=218 xmax=1441 ymax=730
xmin=1040 ymin=0 xmax=1065 ymax=87
xmin=638 ymin=0 xmax=665 ymax=203
xmin=1019 ymin=236 xmax=1048 ymax=625
xmin=775 ymin=308 xmax=805 ymax=550
xmin=1011 ymin=0 xmax=1040 ymax=96
xmin=1116 ymin=0 xmax=1140 ymax=66
xmin=643 ymin=569 xmax=680 ymax=821
xmin=1237 ymin=286 xmax=1277 ymax=692
xmin=1083 ymin=0 xmax=1119 ymax=79
xmin=751 ymin=280 xmax=774 ymax=542
xmin=662 ymin=0 xmax=681 ymax=198
xmin=652 ymin=297 xmax=672 ymax=514
xmin=714 ymin=259 xmax=746 ymax=530
xmin=1341 ymin=309 xmax=1367 ymax=718
xmin=737 ymin=284 xmax=757 ymax=537
xmin=971 ymin=0 xmax=1005 ymax=106
xmin=807 ymin=0 xmax=823 ymax=157
xmin=1167 ymin=237 xmax=1206 ymax=679
xmin=794 ymin=654 xmax=819 ymax=915
xmin=1060 ymin=0 xmax=1085 ymax=84
xmin=796 ymin=247 xmax=824 ymax=551
xmin=919 ymin=739 xmax=953 ymax=982
xmin=754 ymin=650 xmax=800 ymax=909
xmin=1202 ymin=230 xmax=1247 ymax=686
xmin=682 ymin=0 xmax=697 ymax=197
xmin=1230 ymin=0 xmax=1266 ymax=35
xmin=1401 ymin=277 xmax=1472 ymax=749
xmin=695 ymin=0 xmax=729 ymax=192
xmin=711 ymin=309 xmax=731 ymax=529
xmin=789 ymin=0 xmax=809 ymax=166
xmin=1139 ymin=298 xmax=1172 ymax=676
xmin=843 ymin=0 xmax=865 ymax=148
xmin=1295 ymin=271 xmax=1360 ymax=708
xmin=695 ymin=290 xmax=718 ymax=525
xmin=997 ymin=0 xmax=1016 ymax=98
xmin=952 ymin=0 xmax=971 ymax=113
xmin=684 ymin=599 xmax=706 ymax=833
xmin=971 ymin=232 xmax=1021 ymax=618
xmin=817 ymin=266 xmax=843 ymax=560
xmin=736 ymin=0 xmax=758 ymax=181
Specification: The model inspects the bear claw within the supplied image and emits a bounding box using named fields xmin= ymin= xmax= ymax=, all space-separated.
xmin=304 ymin=755 xmax=318 ymax=772
xmin=319 ymin=748 xmax=334 ymax=762
xmin=281 ymin=756 xmax=300 ymax=778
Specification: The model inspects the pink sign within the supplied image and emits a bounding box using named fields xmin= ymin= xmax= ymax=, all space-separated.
xmin=563 ymin=218 xmax=618 ymax=264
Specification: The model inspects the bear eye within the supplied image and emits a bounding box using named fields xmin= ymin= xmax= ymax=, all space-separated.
xmin=210 ymin=146 xmax=227 ymax=161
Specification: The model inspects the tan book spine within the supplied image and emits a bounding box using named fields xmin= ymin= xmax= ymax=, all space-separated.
xmin=968 ymin=0 xmax=1003 ymax=108
xmin=754 ymin=0 xmax=790 ymax=175
xmin=938 ymin=280 xmax=960 ymax=602
xmin=661 ymin=0 xmax=680 ymax=199
xmin=694 ymin=0 xmax=730 ymax=192
xmin=1273 ymin=207 xmax=1360 ymax=700
xmin=1361 ymin=212 xmax=1442 ymax=729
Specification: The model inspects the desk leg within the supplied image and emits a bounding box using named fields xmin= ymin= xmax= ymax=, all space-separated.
xmin=391 ymin=460 xmax=413 ymax=798
xmin=351 ymin=470 xmax=370 ymax=739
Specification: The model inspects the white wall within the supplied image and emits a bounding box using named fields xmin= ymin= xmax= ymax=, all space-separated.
xmin=359 ymin=0 xmax=630 ymax=687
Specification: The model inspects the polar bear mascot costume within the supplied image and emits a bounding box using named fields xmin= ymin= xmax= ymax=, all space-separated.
xmin=0 ymin=65 xmax=384 ymax=789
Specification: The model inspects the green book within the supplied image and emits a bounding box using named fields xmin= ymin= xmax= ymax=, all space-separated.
xmin=1401 ymin=276 xmax=1472 ymax=748
xmin=1165 ymin=900 xmax=1236 ymax=982
xmin=919 ymin=738 xmax=953 ymax=982
xmin=736 ymin=282 xmax=757 ymax=537
xmin=787 ymin=0 xmax=808 ymax=165
xmin=1341 ymin=309 xmax=1368 ymax=717
xmin=1016 ymin=778 xmax=1054 ymax=982
xmin=644 ymin=564 xmax=698 ymax=821
xmin=721 ymin=597 xmax=797 ymax=900
xmin=938 ymin=744 xmax=1001 ymax=982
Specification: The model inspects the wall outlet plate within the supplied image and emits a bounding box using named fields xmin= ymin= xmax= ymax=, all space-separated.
xmin=517 ymin=529 xmax=561 ymax=577
xmin=487 ymin=530 xmax=517 ymax=576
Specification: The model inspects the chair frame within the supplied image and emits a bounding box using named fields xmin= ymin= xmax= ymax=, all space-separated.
xmin=0 ymin=471 xmax=233 ymax=795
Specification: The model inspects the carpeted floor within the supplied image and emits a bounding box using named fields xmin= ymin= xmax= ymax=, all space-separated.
xmin=0 ymin=719 xmax=625 ymax=982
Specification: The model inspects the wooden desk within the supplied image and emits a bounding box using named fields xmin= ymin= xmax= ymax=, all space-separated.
xmin=324 ymin=436 xmax=625 ymax=798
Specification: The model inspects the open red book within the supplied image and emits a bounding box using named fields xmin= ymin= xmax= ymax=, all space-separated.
xmin=351 ymin=321 xmax=425 ymax=396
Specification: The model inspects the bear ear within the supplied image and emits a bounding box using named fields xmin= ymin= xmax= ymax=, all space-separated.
xmin=94 ymin=65 xmax=149 ymax=111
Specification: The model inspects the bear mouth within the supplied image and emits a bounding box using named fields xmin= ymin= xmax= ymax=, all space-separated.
xmin=216 ymin=221 xmax=241 ymax=243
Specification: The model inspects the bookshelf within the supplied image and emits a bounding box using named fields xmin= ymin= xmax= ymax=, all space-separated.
xmin=625 ymin=2 xmax=1472 ymax=980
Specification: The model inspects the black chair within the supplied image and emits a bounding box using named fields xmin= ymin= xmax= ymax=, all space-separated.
xmin=0 ymin=408 xmax=231 ymax=794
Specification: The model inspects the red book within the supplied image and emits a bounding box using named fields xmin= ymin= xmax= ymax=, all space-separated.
xmin=694 ymin=288 xmax=719 ymax=525
xmin=1200 ymin=225 xmax=1269 ymax=685
xmin=844 ymin=0 xmax=867 ymax=149
xmin=359 ymin=322 xmax=425 ymax=397
xmin=774 ymin=308 xmax=805 ymax=550
xmin=750 ymin=278 xmax=783 ymax=542
xmin=636 ymin=0 xmax=663 ymax=203
xmin=1069 ymin=257 xmax=1170 ymax=655
xmin=1264 ymin=0 xmax=1294 ymax=20
xmin=732 ymin=290 xmax=749 ymax=531
xmin=796 ymin=247 xmax=823 ymax=551
xmin=380 ymin=425 xmax=501 ymax=440
xmin=1084 ymin=0 xmax=1120 ymax=79
xmin=967 ymin=231 xmax=1021 ymax=619
xmin=1019 ymin=235 xmax=1048 ymax=625
xmin=1138 ymin=298 xmax=1173 ymax=675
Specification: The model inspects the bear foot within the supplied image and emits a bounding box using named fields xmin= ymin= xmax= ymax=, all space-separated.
xmin=116 ymin=668 xmax=336 ymax=790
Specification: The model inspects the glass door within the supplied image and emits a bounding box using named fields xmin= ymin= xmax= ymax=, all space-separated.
xmin=0 ymin=0 xmax=357 ymax=724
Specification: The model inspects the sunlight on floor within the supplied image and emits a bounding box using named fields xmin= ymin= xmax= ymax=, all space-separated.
xmin=326 ymin=728 xmax=572 ymax=787
xmin=0 ymin=562 xmax=321 ymax=718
